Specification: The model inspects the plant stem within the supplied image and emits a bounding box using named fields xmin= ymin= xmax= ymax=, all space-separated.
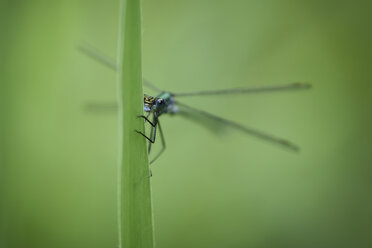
xmin=117 ymin=0 xmax=154 ymax=247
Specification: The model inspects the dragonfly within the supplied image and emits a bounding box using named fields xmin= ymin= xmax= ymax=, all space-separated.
xmin=79 ymin=44 xmax=311 ymax=163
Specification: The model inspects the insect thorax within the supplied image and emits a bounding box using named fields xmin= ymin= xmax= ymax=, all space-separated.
xmin=144 ymin=95 xmax=156 ymax=112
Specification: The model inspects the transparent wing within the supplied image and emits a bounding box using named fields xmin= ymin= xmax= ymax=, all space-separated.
xmin=172 ymin=82 xmax=311 ymax=97
xmin=176 ymin=101 xmax=300 ymax=152
xmin=78 ymin=43 xmax=117 ymax=70
xmin=78 ymin=43 xmax=163 ymax=92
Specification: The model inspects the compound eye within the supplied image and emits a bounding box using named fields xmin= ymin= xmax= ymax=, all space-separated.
xmin=157 ymin=99 xmax=164 ymax=105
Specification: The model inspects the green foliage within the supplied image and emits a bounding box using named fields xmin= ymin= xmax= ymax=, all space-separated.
xmin=117 ymin=0 xmax=154 ymax=247
xmin=1 ymin=1 xmax=372 ymax=248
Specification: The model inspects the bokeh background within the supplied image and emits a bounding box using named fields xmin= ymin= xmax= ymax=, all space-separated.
xmin=1 ymin=0 xmax=372 ymax=247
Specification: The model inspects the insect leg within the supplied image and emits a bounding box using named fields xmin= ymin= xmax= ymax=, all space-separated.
xmin=137 ymin=115 xmax=156 ymax=127
xmin=149 ymin=119 xmax=166 ymax=164
xmin=135 ymin=115 xmax=158 ymax=143
xmin=148 ymin=119 xmax=154 ymax=154
xmin=137 ymin=114 xmax=155 ymax=153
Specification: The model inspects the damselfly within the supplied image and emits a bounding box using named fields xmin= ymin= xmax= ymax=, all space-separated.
xmin=79 ymin=44 xmax=311 ymax=163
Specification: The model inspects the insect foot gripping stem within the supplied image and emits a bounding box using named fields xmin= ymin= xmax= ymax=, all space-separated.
xmin=137 ymin=115 xmax=156 ymax=127
xmin=135 ymin=130 xmax=155 ymax=144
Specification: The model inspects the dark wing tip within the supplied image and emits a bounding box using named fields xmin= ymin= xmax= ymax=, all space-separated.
xmin=291 ymin=82 xmax=312 ymax=89
xmin=278 ymin=139 xmax=301 ymax=152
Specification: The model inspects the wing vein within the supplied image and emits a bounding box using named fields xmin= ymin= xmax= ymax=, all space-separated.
xmin=78 ymin=43 xmax=162 ymax=92
xmin=177 ymin=101 xmax=300 ymax=151
xmin=172 ymin=83 xmax=311 ymax=97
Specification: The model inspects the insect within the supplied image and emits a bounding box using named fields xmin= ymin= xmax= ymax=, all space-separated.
xmin=79 ymin=44 xmax=311 ymax=163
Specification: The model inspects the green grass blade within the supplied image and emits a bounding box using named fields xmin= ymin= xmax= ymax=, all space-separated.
xmin=116 ymin=0 xmax=154 ymax=247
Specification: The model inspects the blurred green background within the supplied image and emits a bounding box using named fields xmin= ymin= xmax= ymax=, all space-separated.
xmin=1 ymin=0 xmax=372 ymax=247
